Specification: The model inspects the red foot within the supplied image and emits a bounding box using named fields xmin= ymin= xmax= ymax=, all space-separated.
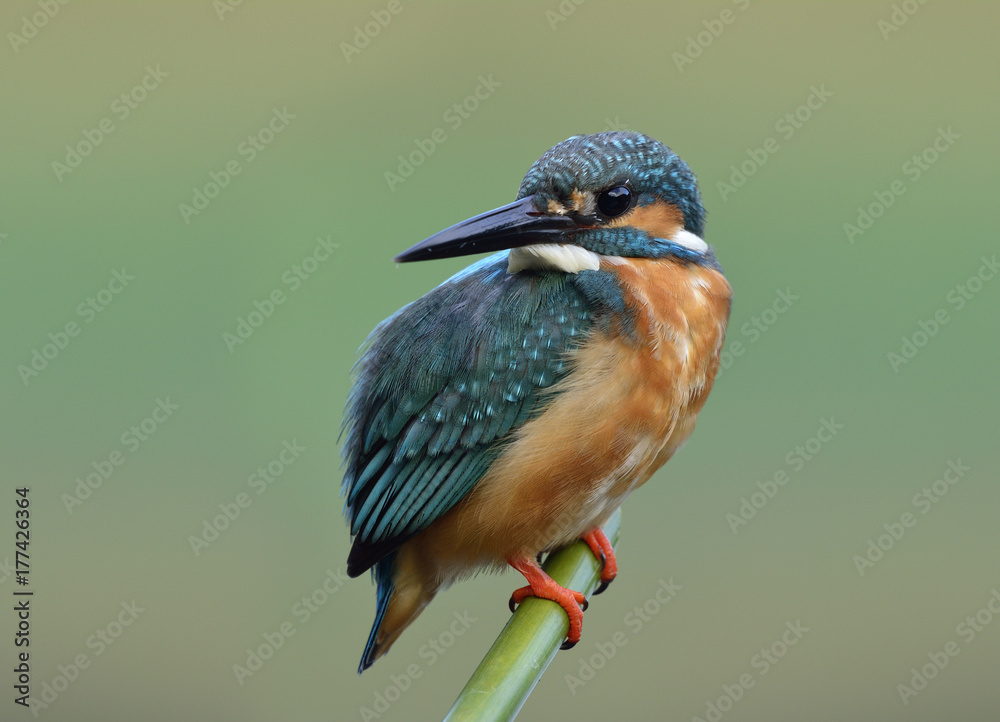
xmin=507 ymin=555 xmax=588 ymax=649
xmin=582 ymin=528 xmax=617 ymax=595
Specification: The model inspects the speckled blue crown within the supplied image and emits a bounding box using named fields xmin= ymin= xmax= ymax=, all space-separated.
xmin=516 ymin=131 xmax=705 ymax=237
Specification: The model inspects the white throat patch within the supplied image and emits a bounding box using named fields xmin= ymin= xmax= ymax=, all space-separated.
xmin=507 ymin=244 xmax=601 ymax=274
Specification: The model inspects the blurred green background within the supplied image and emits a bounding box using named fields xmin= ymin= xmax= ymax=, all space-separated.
xmin=2 ymin=2 xmax=998 ymax=720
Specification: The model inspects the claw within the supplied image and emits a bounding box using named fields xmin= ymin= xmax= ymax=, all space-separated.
xmin=582 ymin=528 xmax=617 ymax=594
xmin=591 ymin=548 xmax=606 ymax=570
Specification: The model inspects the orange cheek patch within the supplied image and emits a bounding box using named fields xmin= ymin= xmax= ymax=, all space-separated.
xmin=608 ymin=200 xmax=684 ymax=239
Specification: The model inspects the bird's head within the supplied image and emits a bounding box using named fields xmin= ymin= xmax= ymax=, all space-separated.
xmin=395 ymin=131 xmax=712 ymax=272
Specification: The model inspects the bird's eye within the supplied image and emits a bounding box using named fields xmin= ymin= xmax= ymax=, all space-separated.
xmin=596 ymin=186 xmax=632 ymax=218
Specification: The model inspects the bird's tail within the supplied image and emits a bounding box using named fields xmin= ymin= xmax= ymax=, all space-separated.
xmin=358 ymin=548 xmax=436 ymax=673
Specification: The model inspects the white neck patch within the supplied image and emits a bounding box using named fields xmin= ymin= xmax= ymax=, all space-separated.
xmin=506 ymin=229 xmax=708 ymax=274
xmin=670 ymin=229 xmax=708 ymax=253
xmin=507 ymin=244 xmax=601 ymax=274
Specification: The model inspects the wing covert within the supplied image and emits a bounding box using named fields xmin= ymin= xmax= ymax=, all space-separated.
xmin=341 ymin=254 xmax=595 ymax=576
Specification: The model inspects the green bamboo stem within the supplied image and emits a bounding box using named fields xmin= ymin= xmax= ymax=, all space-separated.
xmin=443 ymin=509 xmax=623 ymax=722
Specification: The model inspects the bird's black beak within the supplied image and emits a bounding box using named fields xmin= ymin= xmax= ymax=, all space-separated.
xmin=394 ymin=195 xmax=578 ymax=263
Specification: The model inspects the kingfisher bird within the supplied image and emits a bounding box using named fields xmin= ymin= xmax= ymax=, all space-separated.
xmin=342 ymin=131 xmax=731 ymax=673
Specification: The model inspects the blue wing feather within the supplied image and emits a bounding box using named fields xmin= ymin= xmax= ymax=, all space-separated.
xmin=341 ymin=253 xmax=598 ymax=577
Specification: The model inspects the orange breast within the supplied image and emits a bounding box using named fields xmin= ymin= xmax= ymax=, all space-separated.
xmin=561 ymin=256 xmax=733 ymax=493
xmin=408 ymin=257 xmax=732 ymax=582
xmin=599 ymin=255 xmax=733 ymax=423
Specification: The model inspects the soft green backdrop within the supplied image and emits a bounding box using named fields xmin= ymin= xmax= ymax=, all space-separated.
xmin=2 ymin=2 xmax=998 ymax=720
